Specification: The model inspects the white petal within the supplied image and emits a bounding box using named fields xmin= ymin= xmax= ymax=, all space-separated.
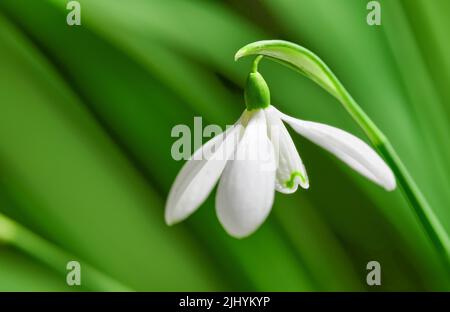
xmin=165 ymin=117 xmax=244 ymax=225
xmin=273 ymin=107 xmax=396 ymax=191
xmin=265 ymin=107 xmax=308 ymax=193
xmin=216 ymin=110 xmax=276 ymax=238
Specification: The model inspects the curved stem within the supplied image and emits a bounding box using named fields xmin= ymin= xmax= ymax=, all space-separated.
xmin=251 ymin=55 xmax=263 ymax=73
xmin=235 ymin=40 xmax=450 ymax=271
xmin=0 ymin=213 xmax=132 ymax=291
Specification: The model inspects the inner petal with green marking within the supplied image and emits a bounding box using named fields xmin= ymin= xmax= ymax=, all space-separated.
xmin=264 ymin=106 xmax=309 ymax=194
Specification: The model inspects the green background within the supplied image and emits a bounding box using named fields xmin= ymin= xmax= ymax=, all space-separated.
xmin=0 ymin=0 xmax=449 ymax=291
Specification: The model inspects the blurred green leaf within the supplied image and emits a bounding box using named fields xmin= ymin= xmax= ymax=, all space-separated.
xmin=0 ymin=0 xmax=448 ymax=291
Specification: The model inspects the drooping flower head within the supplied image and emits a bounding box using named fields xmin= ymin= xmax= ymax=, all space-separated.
xmin=166 ymin=55 xmax=395 ymax=238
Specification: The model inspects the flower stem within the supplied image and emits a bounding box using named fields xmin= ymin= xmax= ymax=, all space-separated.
xmin=251 ymin=55 xmax=263 ymax=73
xmin=339 ymin=90 xmax=450 ymax=272
xmin=0 ymin=213 xmax=132 ymax=291
xmin=235 ymin=40 xmax=450 ymax=272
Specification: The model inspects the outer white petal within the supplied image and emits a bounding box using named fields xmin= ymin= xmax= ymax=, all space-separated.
xmin=265 ymin=106 xmax=308 ymax=193
xmin=165 ymin=117 xmax=244 ymax=225
xmin=273 ymin=107 xmax=396 ymax=191
xmin=216 ymin=110 xmax=276 ymax=238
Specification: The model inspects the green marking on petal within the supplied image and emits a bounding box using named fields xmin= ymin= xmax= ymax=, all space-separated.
xmin=284 ymin=171 xmax=307 ymax=189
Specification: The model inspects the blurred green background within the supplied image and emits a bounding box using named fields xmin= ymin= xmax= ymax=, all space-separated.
xmin=0 ymin=0 xmax=449 ymax=291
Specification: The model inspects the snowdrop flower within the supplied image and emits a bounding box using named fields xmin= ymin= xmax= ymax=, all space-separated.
xmin=165 ymin=60 xmax=396 ymax=238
